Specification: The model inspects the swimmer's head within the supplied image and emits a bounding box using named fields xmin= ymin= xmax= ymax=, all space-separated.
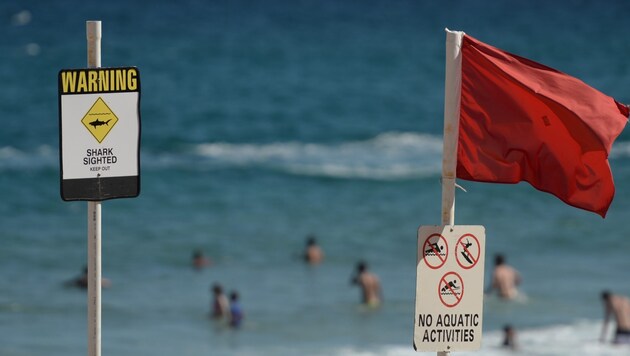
xmin=212 ymin=283 xmax=223 ymax=294
xmin=356 ymin=261 xmax=367 ymax=272
xmin=495 ymin=254 xmax=505 ymax=266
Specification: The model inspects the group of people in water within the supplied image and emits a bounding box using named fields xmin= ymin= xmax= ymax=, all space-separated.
xmin=190 ymin=249 xmax=244 ymax=328
xmin=210 ymin=283 xmax=243 ymax=328
xmin=202 ymin=235 xmax=382 ymax=331
xmin=66 ymin=236 xmax=630 ymax=347
xmin=485 ymin=253 xmax=630 ymax=348
xmin=304 ymin=235 xmax=383 ymax=307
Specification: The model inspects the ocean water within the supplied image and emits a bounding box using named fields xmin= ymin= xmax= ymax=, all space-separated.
xmin=1 ymin=0 xmax=630 ymax=355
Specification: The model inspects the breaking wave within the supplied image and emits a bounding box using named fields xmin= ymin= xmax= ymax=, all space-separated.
xmin=0 ymin=132 xmax=444 ymax=180
xmin=8 ymin=134 xmax=630 ymax=181
xmin=0 ymin=145 xmax=57 ymax=171
xmin=319 ymin=319 xmax=624 ymax=356
xmin=610 ymin=140 xmax=630 ymax=159
xmin=193 ymin=132 xmax=443 ymax=180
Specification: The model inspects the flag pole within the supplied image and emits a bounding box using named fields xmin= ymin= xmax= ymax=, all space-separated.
xmin=439 ymin=28 xmax=464 ymax=356
xmin=441 ymin=28 xmax=463 ymax=228
xmin=86 ymin=20 xmax=102 ymax=356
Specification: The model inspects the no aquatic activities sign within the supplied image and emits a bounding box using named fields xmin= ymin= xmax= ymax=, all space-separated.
xmin=58 ymin=67 xmax=140 ymax=201
xmin=414 ymin=225 xmax=486 ymax=352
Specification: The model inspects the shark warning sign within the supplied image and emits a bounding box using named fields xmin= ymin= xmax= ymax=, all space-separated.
xmin=58 ymin=67 xmax=141 ymax=201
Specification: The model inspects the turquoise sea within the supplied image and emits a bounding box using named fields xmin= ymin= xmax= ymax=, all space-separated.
xmin=1 ymin=1 xmax=630 ymax=355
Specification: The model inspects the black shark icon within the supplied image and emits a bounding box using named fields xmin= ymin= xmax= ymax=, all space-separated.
xmin=89 ymin=118 xmax=112 ymax=128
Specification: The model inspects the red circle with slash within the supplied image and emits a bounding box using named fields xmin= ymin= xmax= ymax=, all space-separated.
xmin=422 ymin=233 xmax=448 ymax=269
xmin=438 ymin=271 xmax=464 ymax=308
xmin=455 ymin=233 xmax=480 ymax=270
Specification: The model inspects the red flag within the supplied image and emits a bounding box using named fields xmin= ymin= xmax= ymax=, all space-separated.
xmin=457 ymin=34 xmax=629 ymax=217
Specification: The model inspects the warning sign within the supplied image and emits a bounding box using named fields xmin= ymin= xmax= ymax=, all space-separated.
xmin=58 ymin=67 xmax=141 ymax=201
xmin=81 ymin=97 xmax=118 ymax=143
xmin=414 ymin=225 xmax=485 ymax=352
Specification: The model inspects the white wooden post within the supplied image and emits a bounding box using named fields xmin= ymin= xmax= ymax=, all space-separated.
xmin=441 ymin=28 xmax=463 ymax=227
xmin=86 ymin=20 xmax=102 ymax=356
xmin=438 ymin=28 xmax=464 ymax=356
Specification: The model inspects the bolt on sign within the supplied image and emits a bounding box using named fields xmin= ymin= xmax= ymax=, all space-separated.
xmin=414 ymin=225 xmax=486 ymax=352
xmin=58 ymin=67 xmax=141 ymax=201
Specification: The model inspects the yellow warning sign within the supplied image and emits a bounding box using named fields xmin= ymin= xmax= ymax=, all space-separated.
xmin=81 ymin=97 xmax=118 ymax=143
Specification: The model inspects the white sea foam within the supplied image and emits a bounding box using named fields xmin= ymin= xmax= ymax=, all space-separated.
xmin=194 ymin=132 xmax=444 ymax=180
xmin=11 ymin=10 xmax=32 ymax=26
xmin=0 ymin=145 xmax=55 ymax=170
xmin=0 ymin=146 xmax=26 ymax=159
xmin=6 ymin=135 xmax=630 ymax=179
xmin=0 ymin=133 xmax=444 ymax=179
xmin=325 ymin=320 xmax=626 ymax=356
xmin=610 ymin=141 xmax=630 ymax=159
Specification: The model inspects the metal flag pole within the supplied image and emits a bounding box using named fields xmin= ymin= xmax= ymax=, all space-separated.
xmin=86 ymin=20 xmax=102 ymax=356
xmin=439 ymin=28 xmax=465 ymax=356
